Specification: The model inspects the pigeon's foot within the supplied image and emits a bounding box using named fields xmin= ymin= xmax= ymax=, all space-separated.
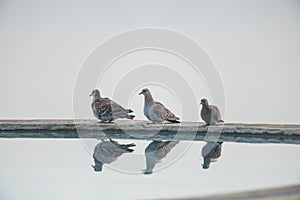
xmin=202 ymin=124 xmax=210 ymax=127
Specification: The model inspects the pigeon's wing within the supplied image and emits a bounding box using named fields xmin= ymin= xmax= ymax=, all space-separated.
xmin=143 ymin=141 xmax=179 ymax=174
xmin=155 ymin=141 xmax=179 ymax=159
xmin=96 ymin=98 xmax=126 ymax=116
xmin=214 ymin=143 xmax=222 ymax=158
xmin=211 ymin=105 xmax=222 ymax=122
xmin=202 ymin=142 xmax=221 ymax=159
xmin=93 ymin=141 xmax=132 ymax=164
xmin=105 ymin=98 xmax=131 ymax=114
xmin=93 ymin=98 xmax=113 ymax=118
xmin=145 ymin=141 xmax=165 ymax=153
xmin=202 ymin=142 xmax=214 ymax=157
xmin=109 ymin=139 xmax=135 ymax=152
xmin=93 ymin=142 xmax=116 ymax=164
xmin=152 ymin=102 xmax=179 ymax=121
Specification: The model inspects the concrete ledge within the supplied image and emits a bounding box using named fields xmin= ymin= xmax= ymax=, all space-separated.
xmin=0 ymin=120 xmax=300 ymax=144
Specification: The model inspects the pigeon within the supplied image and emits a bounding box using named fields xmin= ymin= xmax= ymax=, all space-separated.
xmin=142 ymin=140 xmax=179 ymax=174
xmin=89 ymin=89 xmax=135 ymax=123
xmin=201 ymin=142 xmax=223 ymax=169
xmin=200 ymin=98 xmax=224 ymax=126
xmin=92 ymin=139 xmax=136 ymax=172
xmin=139 ymin=88 xmax=180 ymax=123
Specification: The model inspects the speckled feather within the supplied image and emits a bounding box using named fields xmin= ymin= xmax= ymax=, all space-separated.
xmin=90 ymin=89 xmax=134 ymax=122
xmin=92 ymin=139 xmax=135 ymax=171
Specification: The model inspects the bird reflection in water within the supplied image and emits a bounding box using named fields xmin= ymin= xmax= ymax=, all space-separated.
xmin=92 ymin=139 xmax=136 ymax=172
xmin=201 ymin=142 xmax=223 ymax=169
xmin=142 ymin=140 xmax=179 ymax=175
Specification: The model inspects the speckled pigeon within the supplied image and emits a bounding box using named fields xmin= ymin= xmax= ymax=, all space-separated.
xmin=200 ymin=98 xmax=223 ymax=126
xmin=92 ymin=139 xmax=136 ymax=172
xmin=142 ymin=140 xmax=179 ymax=174
xmin=139 ymin=88 xmax=180 ymax=123
xmin=201 ymin=142 xmax=223 ymax=169
xmin=90 ymin=89 xmax=135 ymax=123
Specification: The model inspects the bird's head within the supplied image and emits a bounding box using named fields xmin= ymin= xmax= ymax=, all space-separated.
xmin=139 ymin=88 xmax=151 ymax=96
xmin=200 ymin=98 xmax=209 ymax=107
xmin=89 ymin=89 xmax=101 ymax=98
xmin=91 ymin=164 xmax=103 ymax=172
xmin=202 ymin=157 xmax=211 ymax=169
xmin=92 ymin=161 xmax=103 ymax=172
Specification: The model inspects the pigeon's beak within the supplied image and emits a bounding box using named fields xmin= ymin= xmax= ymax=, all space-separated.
xmin=89 ymin=93 xmax=93 ymax=97
xmin=138 ymin=92 xmax=143 ymax=95
xmin=199 ymin=102 xmax=203 ymax=105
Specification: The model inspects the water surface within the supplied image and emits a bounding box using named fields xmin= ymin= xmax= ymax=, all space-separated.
xmin=0 ymin=138 xmax=299 ymax=200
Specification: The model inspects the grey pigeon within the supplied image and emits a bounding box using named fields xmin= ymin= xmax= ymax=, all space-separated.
xmin=200 ymin=98 xmax=224 ymax=126
xmin=142 ymin=140 xmax=179 ymax=174
xmin=92 ymin=139 xmax=136 ymax=172
xmin=201 ymin=142 xmax=223 ymax=169
xmin=89 ymin=89 xmax=135 ymax=123
xmin=139 ymin=88 xmax=180 ymax=123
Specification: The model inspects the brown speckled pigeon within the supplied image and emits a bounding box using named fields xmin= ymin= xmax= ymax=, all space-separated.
xmin=89 ymin=89 xmax=135 ymax=123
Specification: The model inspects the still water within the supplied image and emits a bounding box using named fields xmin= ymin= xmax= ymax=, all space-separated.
xmin=0 ymin=138 xmax=299 ymax=200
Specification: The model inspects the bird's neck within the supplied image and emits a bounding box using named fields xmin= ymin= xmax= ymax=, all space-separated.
xmin=93 ymin=94 xmax=101 ymax=102
xmin=202 ymin=104 xmax=209 ymax=109
xmin=144 ymin=94 xmax=154 ymax=104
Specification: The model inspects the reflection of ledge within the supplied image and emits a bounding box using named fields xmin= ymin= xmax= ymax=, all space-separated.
xmin=168 ymin=184 xmax=300 ymax=200
xmin=0 ymin=120 xmax=300 ymax=144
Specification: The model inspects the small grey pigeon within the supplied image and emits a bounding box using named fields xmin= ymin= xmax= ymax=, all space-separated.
xmin=92 ymin=139 xmax=136 ymax=172
xmin=89 ymin=89 xmax=135 ymax=123
xmin=200 ymin=98 xmax=224 ymax=126
xmin=201 ymin=142 xmax=223 ymax=169
xmin=142 ymin=140 xmax=179 ymax=174
xmin=139 ymin=88 xmax=180 ymax=123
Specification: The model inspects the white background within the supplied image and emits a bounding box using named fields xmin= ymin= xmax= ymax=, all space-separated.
xmin=1 ymin=0 xmax=299 ymax=123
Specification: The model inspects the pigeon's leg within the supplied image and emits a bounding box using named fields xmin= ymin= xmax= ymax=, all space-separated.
xmin=202 ymin=123 xmax=210 ymax=127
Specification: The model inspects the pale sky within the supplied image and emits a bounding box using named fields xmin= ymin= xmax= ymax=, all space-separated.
xmin=1 ymin=0 xmax=300 ymax=123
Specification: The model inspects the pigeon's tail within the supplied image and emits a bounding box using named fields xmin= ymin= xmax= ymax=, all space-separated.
xmin=110 ymin=139 xmax=136 ymax=152
xmin=124 ymin=148 xmax=134 ymax=152
xmin=126 ymin=115 xmax=135 ymax=120
xmin=120 ymin=143 xmax=135 ymax=152
xmin=118 ymin=144 xmax=135 ymax=152
xmin=126 ymin=109 xmax=134 ymax=113
xmin=218 ymin=120 xmax=224 ymax=123
xmin=167 ymin=118 xmax=180 ymax=123
xmin=126 ymin=143 xmax=136 ymax=147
